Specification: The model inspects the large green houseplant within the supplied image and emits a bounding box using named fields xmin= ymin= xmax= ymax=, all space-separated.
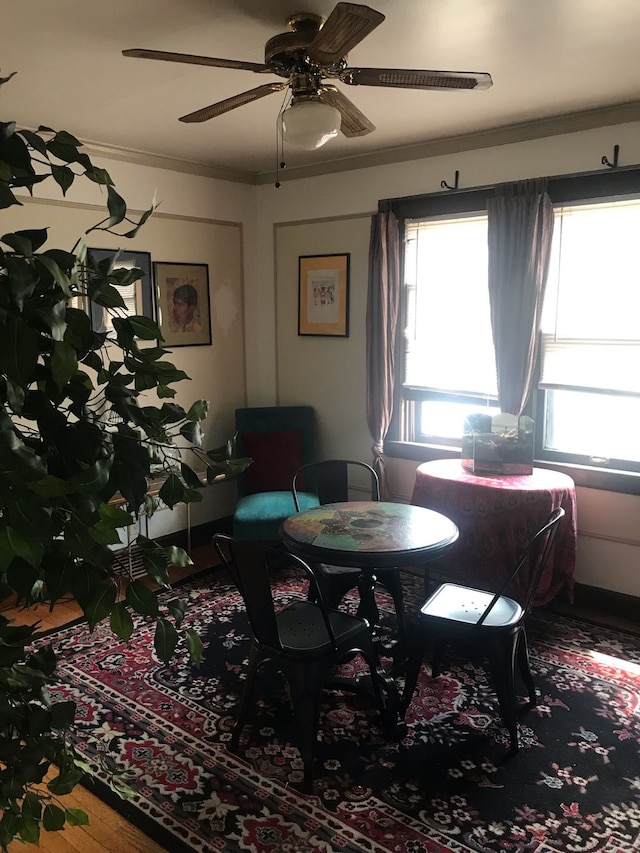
xmin=0 ymin=94 xmax=244 ymax=847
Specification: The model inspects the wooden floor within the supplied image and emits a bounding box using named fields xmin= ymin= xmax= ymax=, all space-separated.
xmin=4 ymin=545 xmax=219 ymax=853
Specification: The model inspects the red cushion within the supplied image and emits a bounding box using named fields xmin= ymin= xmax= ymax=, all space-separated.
xmin=241 ymin=430 xmax=304 ymax=495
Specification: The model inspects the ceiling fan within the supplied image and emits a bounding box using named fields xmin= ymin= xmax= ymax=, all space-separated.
xmin=123 ymin=2 xmax=492 ymax=150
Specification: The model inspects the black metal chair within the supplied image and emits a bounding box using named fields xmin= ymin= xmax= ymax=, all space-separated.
xmin=401 ymin=507 xmax=565 ymax=753
xmin=292 ymin=459 xmax=406 ymax=640
xmin=213 ymin=533 xmax=388 ymax=790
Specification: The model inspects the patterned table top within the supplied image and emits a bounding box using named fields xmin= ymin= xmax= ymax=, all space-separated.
xmin=281 ymin=501 xmax=459 ymax=569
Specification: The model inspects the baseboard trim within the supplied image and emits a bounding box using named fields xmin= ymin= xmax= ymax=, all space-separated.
xmin=155 ymin=517 xmax=233 ymax=551
xmin=571 ymin=581 xmax=639 ymax=624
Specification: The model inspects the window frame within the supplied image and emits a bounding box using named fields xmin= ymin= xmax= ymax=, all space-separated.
xmin=385 ymin=165 xmax=640 ymax=495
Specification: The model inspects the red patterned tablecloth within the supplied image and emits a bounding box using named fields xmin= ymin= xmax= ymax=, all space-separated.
xmin=411 ymin=459 xmax=577 ymax=605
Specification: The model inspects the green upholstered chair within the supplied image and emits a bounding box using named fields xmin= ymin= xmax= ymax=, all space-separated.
xmin=232 ymin=405 xmax=317 ymax=541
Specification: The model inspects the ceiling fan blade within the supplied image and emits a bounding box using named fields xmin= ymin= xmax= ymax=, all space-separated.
xmin=307 ymin=3 xmax=385 ymax=66
xmin=319 ymin=85 xmax=375 ymax=137
xmin=341 ymin=67 xmax=493 ymax=91
xmin=179 ymin=83 xmax=286 ymax=123
xmin=123 ymin=48 xmax=269 ymax=74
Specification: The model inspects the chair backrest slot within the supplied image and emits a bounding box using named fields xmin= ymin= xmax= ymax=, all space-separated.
xmin=293 ymin=459 xmax=380 ymax=511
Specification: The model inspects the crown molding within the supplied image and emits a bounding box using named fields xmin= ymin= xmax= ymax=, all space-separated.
xmin=256 ymin=100 xmax=640 ymax=185
xmin=81 ymin=141 xmax=256 ymax=185
xmin=64 ymin=100 xmax=640 ymax=187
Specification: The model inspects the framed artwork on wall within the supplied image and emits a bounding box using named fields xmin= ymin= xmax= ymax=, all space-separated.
xmin=298 ymin=253 xmax=350 ymax=337
xmin=86 ymin=249 xmax=154 ymax=339
xmin=153 ymin=262 xmax=212 ymax=347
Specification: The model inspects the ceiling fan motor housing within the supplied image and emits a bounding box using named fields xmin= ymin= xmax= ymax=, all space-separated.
xmin=265 ymin=13 xmax=347 ymax=77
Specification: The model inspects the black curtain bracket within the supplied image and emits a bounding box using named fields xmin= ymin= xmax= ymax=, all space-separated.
xmin=602 ymin=145 xmax=620 ymax=169
xmin=441 ymin=170 xmax=460 ymax=191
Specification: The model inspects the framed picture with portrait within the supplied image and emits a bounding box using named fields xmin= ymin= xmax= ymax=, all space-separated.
xmin=87 ymin=248 xmax=154 ymax=339
xmin=153 ymin=262 xmax=212 ymax=347
xmin=298 ymin=253 xmax=350 ymax=337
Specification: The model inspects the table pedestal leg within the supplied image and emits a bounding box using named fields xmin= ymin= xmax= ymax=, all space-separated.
xmin=356 ymin=570 xmax=380 ymax=632
xmin=352 ymin=569 xmax=408 ymax=737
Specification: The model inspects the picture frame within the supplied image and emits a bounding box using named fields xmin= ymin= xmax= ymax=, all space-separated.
xmin=298 ymin=253 xmax=350 ymax=337
xmin=87 ymin=249 xmax=153 ymax=339
xmin=153 ymin=262 xmax=212 ymax=347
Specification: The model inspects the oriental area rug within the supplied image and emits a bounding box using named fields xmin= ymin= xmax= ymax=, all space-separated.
xmin=42 ymin=565 xmax=640 ymax=852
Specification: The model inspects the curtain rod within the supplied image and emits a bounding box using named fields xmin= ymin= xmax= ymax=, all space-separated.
xmin=384 ymin=161 xmax=640 ymax=217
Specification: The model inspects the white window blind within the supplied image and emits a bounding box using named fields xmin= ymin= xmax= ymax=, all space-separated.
xmin=403 ymin=215 xmax=498 ymax=397
xmin=540 ymin=197 xmax=640 ymax=396
xmin=540 ymin=335 xmax=640 ymax=396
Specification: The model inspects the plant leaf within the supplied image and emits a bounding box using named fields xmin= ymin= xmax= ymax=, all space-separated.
xmin=185 ymin=627 xmax=204 ymax=666
xmin=0 ymin=317 xmax=39 ymax=387
xmin=180 ymin=462 xmax=203 ymax=490
xmin=128 ymin=315 xmax=161 ymax=340
xmin=106 ymin=185 xmax=126 ymax=226
xmin=163 ymin=545 xmax=192 ymax=568
xmin=158 ymin=473 xmax=185 ymax=509
xmin=51 ymin=340 xmax=78 ymax=389
xmin=51 ymin=164 xmax=75 ymax=195
xmin=64 ymin=808 xmax=90 ymax=827
xmin=125 ymin=580 xmax=159 ymax=617
xmin=43 ymin=804 xmax=67 ymax=832
xmin=110 ymin=603 xmax=134 ymax=641
xmin=180 ymin=420 xmax=204 ymax=446
xmin=154 ymin=618 xmax=178 ymax=663
xmin=47 ymin=767 xmax=84 ymax=796
xmin=85 ymin=583 xmax=117 ymax=630
xmin=142 ymin=551 xmax=170 ymax=587
xmin=50 ymin=700 xmax=76 ymax=729
xmin=166 ymin=597 xmax=187 ymax=627
xmin=185 ymin=399 xmax=208 ymax=421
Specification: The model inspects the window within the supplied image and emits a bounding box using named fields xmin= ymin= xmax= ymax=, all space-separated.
xmin=389 ymin=167 xmax=640 ymax=483
xmin=403 ymin=214 xmax=499 ymax=444
xmin=537 ymin=198 xmax=640 ymax=472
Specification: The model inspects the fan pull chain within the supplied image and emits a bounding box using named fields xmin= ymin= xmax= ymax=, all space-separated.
xmin=275 ymin=122 xmax=286 ymax=188
xmin=275 ymin=88 xmax=291 ymax=188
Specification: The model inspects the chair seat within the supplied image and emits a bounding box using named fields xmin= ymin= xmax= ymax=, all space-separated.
xmin=233 ymin=491 xmax=319 ymax=540
xmin=422 ymin=582 xmax=523 ymax=628
xmin=276 ymin=600 xmax=373 ymax=655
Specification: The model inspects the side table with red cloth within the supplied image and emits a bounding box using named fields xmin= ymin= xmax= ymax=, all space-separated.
xmin=410 ymin=459 xmax=577 ymax=606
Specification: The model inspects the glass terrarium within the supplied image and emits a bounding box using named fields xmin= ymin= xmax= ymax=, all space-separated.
xmin=462 ymin=413 xmax=534 ymax=476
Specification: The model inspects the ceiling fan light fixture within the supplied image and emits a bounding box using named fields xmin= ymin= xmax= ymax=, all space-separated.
xmin=281 ymin=100 xmax=341 ymax=150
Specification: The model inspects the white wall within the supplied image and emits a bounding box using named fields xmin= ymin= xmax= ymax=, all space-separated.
xmin=4 ymin=123 xmax=639 ymax=594
xmin=251 ymin=120 xmax=640 ymax=598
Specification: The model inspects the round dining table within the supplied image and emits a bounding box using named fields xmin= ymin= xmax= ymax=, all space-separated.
xmin=281 ymin=500 xmax=458 ymax=731
xmin=411 ymin=459 xmax=577 ymax=606
xmin=280 ymin=500 xmax=459 ymax=625
xmin=281 ymin=500 xmax=458 ymax=564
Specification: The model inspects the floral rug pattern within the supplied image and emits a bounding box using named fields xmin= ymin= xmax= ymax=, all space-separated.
xmin=43 ymin=567 xmax=640 ymax=852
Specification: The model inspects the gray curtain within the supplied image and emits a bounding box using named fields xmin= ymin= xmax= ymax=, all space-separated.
xmin=487 ymin=179 xmax=554 ymax=415
xmin=366 ymin=201 xmax=400 ymax=500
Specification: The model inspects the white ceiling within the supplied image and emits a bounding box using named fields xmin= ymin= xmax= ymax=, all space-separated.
xmin=3 ymin=0 xmax=640 ymax=181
